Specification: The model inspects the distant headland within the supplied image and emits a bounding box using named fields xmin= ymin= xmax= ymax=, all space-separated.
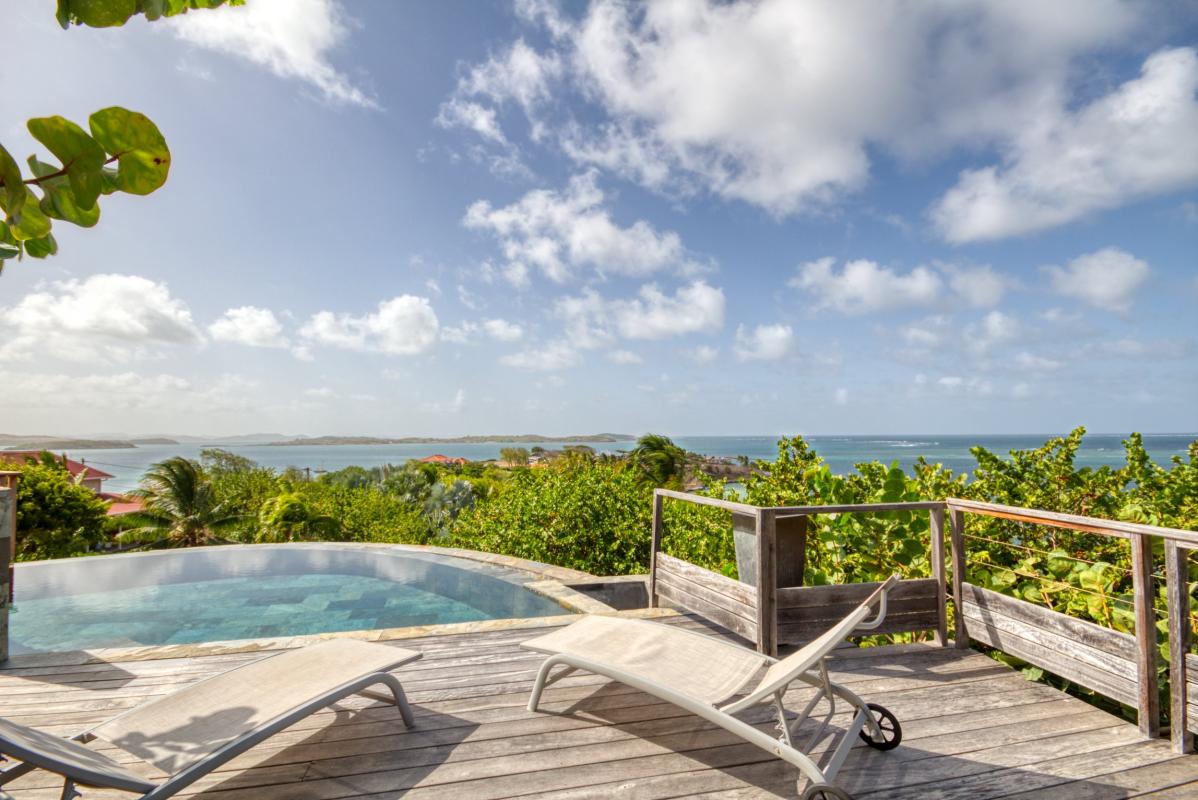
xmin=266 ymin=434 xmax=635 ymax=447
xmin=0 ymin=434 xmax=179 ymax=450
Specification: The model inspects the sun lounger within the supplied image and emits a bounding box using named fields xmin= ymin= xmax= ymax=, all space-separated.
xmin=0 ymin=638 xmax=420 ymax=800
xmin=522 ymin=575 xmax=903 ymax=800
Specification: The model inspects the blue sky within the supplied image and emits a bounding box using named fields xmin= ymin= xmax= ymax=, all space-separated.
xmin=1 ymin=0 xmax=1196 ymax=437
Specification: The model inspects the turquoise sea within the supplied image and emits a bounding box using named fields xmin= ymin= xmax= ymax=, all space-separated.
xmin=47 ymin=433 xmax=1197 ymax=493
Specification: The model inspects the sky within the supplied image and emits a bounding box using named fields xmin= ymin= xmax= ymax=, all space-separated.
xmin=1 ymin=0 xmax=1196 ymax=438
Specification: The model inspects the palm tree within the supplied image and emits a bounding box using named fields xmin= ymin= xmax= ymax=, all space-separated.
xmin=630 ymin=434 xmax=689 ymax=488
xmin=120 ymin=457 xmax=240 ymax=547
xmin=256 ymin=491 xmax=339 ymax=542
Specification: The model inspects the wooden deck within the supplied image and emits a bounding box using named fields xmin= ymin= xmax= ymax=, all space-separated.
xmin=2 ymin=614 xmax=1197 ymax=799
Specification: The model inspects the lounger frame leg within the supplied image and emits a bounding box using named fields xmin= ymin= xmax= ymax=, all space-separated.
xmin=357 ymin=673 xmax=416 ymax=728
xmin=527 ymin=653 xmax=834 ymax=789
xmin=528 ymin=656 xmax=578 ymax=711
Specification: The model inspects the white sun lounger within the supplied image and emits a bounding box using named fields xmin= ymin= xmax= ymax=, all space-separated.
xmin=522 ymin=575 xmax=903 ymax=800
xmin=0 ymin=638 xmax=420 ymax=800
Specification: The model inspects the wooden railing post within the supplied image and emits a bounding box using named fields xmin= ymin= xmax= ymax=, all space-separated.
xmin=755 ymin=509 xmax=777 ymax=656
xmin=648 ymin=491 xmax=664 ymax=608
xmin=1131 ymin=533 xmax=1161 ymax=738
xmin=1166 ymin=540 xmax=1193 ymax=753
xmin=0 ymin=473 xmax=18 ymax=665
xmin=949 ymin=506 xmax=969 ymax=649
xmin=930 ymin=505 xmax=948 ymax=647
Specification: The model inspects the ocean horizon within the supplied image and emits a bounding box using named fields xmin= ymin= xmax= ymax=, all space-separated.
xmin=42 ymin=433 xmax=1198 ymax=493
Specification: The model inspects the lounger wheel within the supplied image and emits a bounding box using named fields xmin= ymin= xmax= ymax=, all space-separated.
xmin=801 ymin=783 xmax=853 ymax=800
xmin=858 ymin=702 xmax=901 ymax=750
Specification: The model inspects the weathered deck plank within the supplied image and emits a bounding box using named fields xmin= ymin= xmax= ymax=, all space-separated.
xmin=2 ymin=614 xmax=1197 ymax=799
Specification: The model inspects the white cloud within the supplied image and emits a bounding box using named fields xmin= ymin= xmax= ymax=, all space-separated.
xmin=482 ymin=318 xmax=524 ymax=342
xmin=899 ymin=317 xmax=949 ymax=349
xmin=735 ymin=324 xmax=793 ymax=361
xmin=0 ymin=274 xmax=202 ymax=363
xmin=606 ymin=349 xmax=642 ymax=365
xmin=834 ymin=387 xmax=849 ymax=406
xmin=0 ymin=370 xmax=256 ymax=415
xmin=457 ymin=0 xmax=1139 ymax=216
xmin=789 ymin=257 xmax=941 ymax=314
xmin=611 ymin=282 xmax=724 ymax=340
xmin=686 ymin=345 xmax=719 ymax=364
xmin=437 ymin=99 xmax=507 ymax=144
xmin=441 ymin=321 xmax=478 ymax=344
xmin=500 ymin=341 xmax=579 ymax=371
xmin=439 ymin=39 xmax=562 ymax=141
xmin=300 ymin=296 xmax=439 ymax=355
xmin=944 ymin=265 xmax=1010 ymax=308
xmin=1015 ymin=352 xmax=1063 ymax=371
xmin=553 ymin=281 xmax=725 ymax=349
xmin=1045 ymin=247 xmax=1149 ymax=312
xmin=170 ymin=0 xmax=376 ymax=108
xmin=965 ymin=310 xmax=1020 ymax=355
xmin=463 ymin=171 xmax=704 ymax=284
xmin=933 ymin=48 xmax=1198 ymax=241
xmin=210 ymin=306 xmax=313 ymax=361
xmin=209 ymin=306 xmax=282 ymax=346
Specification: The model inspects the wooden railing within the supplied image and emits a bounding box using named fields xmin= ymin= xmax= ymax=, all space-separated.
xmin=651 ymin=489 xmax=1198 ymax=753
xmin=650 ymin=489 xmax=947 ymax=655
xmin=0 ymin=471 xmax=18 ymax=664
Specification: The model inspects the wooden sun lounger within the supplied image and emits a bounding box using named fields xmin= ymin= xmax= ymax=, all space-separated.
xmin=521 ymin=575 xmax=903 ymax=800
xmin=0 ymin=639 xmax=420 ymax=800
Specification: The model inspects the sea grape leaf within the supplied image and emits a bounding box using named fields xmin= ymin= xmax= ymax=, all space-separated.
xmin=7 ymin=187 xmax=51 ymax=240
xmin=0 ymin=222 xmax=18 ymax=260
xmin=57 ymin=0 xmax=139 ymax=28
xmin=26 ymin=116 xmax=106 ymax=210
xmin=88 ymin=107 xmax=170 ymax=195
xmin=28 ymin=156 xmax=101 ymax=228
xmin=58 ymin=0 xmax=244 ymax=28
xmin=0 ymin=144 xmax=26 ymax=220
xmin=24 ymin=233 xmax=58 ymax=259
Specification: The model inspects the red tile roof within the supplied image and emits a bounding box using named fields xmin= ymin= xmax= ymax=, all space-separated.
xmin=417 ymin=454 xmax=467 ymax=465
xmin=0 ymin=451 xmax=114 ymax=480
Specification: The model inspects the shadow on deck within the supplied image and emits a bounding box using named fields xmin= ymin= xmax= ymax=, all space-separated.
xmin=2 ymin=614 xmax=1196 ymax=799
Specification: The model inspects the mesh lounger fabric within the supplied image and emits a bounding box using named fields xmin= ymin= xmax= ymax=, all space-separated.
xmin=522 ymin=615 xmax=769 ymax=706
xmin=91 ymin=638 xmax=419 ymax=775
xmin=0 ymin=718 xmax=156 ymax=792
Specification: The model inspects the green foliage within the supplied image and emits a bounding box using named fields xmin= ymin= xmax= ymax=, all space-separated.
xmin=450 ymin=458 xmax=652 ymax=575
xmin=500 ymin=447 xmax=530 ymax=466
xmin=0 ymin=108 xmax=170 ymax=270
xmin=120 ymin=456 xmax=240 ymax=547
xmin=55 ymin=0 xmax=244 ymax=28
xmin=256 ymin=491 xmax=339 ymax=543
xmin=1 ymin=0 xmax=242 ymax=271
xmin=3 ymin=458 xmax=108 ymax=560
xmin=296 ymin=482 xmax=430 ymax=545
xmin=630 ymin=434 xmax=688 ymax=488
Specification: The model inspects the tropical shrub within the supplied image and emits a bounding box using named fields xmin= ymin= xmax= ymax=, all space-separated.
xmin=450 ymin=456 xmax=652 ymax=575
xmin=4 ymin=458 xmax=108 ymax=560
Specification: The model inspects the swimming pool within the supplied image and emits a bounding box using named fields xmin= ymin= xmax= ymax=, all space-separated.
xmin=10 ymin=544 xmax=572 ymax=653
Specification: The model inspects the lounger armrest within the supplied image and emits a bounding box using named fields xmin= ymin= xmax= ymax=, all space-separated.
xmin=721 ymin=574 xmax=902 ymax=712
xmin=852 ymin=573 xmax=901 ymax=632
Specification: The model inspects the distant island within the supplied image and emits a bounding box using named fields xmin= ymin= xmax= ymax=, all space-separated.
xmin=0 ymin=434 xmax=179 ymax=450
xmin=267 ymin=434 xmax=635 ymax=447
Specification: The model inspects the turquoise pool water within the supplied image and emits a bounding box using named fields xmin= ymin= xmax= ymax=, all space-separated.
xmin=11 ymin=545 xmax=569 ymax=653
